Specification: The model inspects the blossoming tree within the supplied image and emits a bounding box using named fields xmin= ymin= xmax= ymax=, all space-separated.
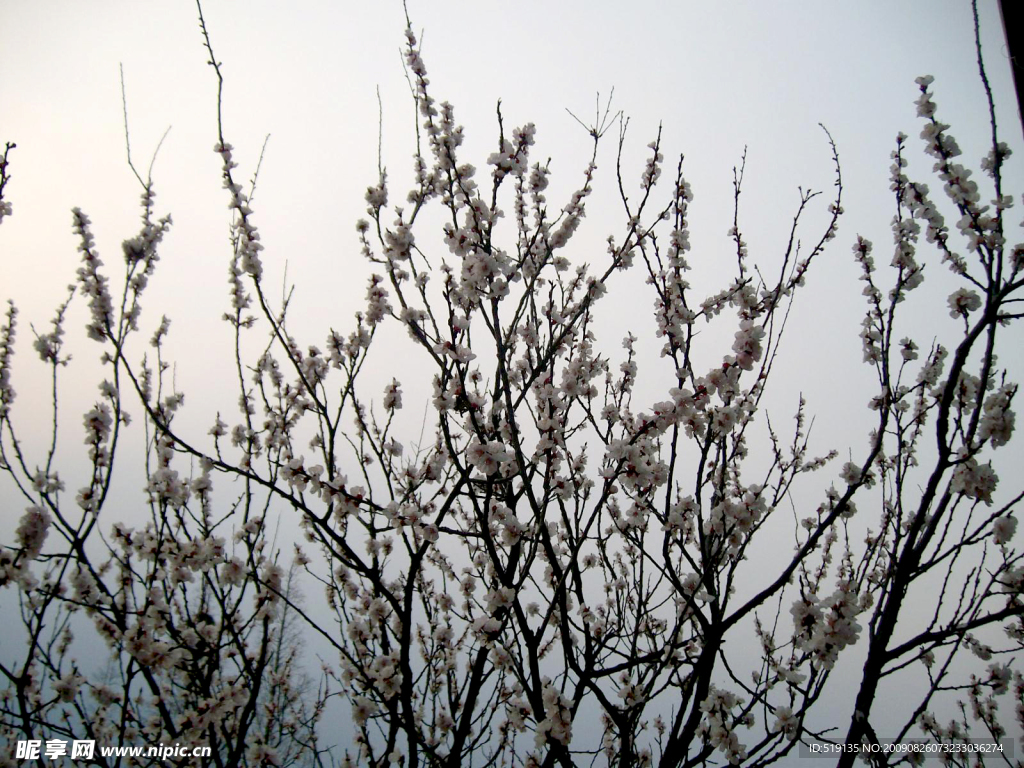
xmin=1 ymin=2 xmax=1022 ymax=766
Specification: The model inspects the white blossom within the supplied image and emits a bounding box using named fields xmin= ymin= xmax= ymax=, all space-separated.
xmin=992 ymin=515 xmax=1016 ymax=545
xmin=947 ymin=287 xmax=982 ymax=318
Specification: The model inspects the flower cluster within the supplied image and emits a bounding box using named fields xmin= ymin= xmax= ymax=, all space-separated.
xmin=951 ymin=453 xmax=998 ymax=504
xmin=992 ymin=515 xmax=1016 ymax=546
xmin=15 ymin=505 xmax=50 ymax=559
xmin=467 ymin=437 xmax=514 ymax=476
xmin=383 ymin=379 xmax=402 ymax=411
xmin=0 ymin=302 xmax=16 ymax=417
xmin=979 ymin=384 xmax=1015 ymax=448
xmin=947 ymin=287 xmax=982 ymax=318
xmin=72 ymin=208 xmax=113 ymax=342
xmin=697 ymin=686 xmax=748 ymax=765
xmin=82 ymin=403 xmax=113 ymax=468
xmin=770 ymin=705 xmax=799 ymax=741
xmin=216 ymin=142 xmax=264 ymax=278
xmin=534 ymin=681 xmax=572 ymax=748
xmin=790 ymin=578 xmax=867 ymax=670
xmin=0 ymin=142 xmax=13 ymax=226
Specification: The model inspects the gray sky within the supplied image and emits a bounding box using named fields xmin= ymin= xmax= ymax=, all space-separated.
xmin=2 ymin=0 xmax=1020 ymax=525
xmin=2 ymin=1 xmax=1020 ymax=437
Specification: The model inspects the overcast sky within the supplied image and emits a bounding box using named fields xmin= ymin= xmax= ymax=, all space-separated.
xmin=2 ymin=1 xmax=1021 ymax=422
xmin=2 ymin=0 xmax=1023 ymax=747
xmin=2 ymin=0 xmax=1021 ymax=500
